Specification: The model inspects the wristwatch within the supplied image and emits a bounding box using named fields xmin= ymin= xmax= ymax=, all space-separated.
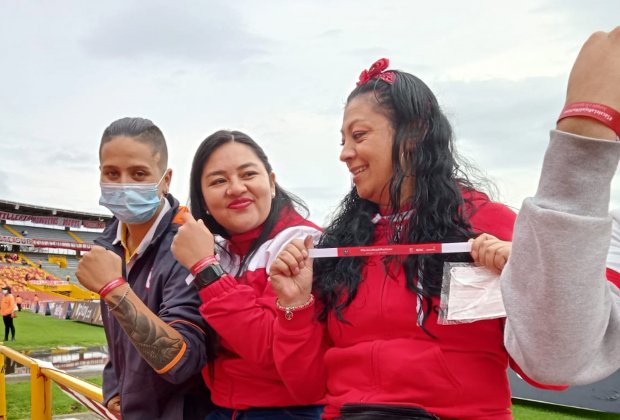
xmin=192 ymin=263 xmax=226 ymax=290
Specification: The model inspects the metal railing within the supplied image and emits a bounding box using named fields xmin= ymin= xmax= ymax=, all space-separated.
xmin=0 ymin=345 xmax=103 ymax=420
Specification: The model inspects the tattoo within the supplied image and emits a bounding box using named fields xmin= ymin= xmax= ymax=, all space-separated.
xmin=109 ymin=295 xmax=183 ymax=371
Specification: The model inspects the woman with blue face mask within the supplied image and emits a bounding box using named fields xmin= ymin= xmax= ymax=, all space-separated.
xmin=99 ymin=171 xmax=167 ymax=224
xmin=76 ymin=117 xmax=214 ymax=419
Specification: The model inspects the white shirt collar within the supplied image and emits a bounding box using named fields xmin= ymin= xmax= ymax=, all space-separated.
xmin=112 ymin=199 xmax=172 ymax=260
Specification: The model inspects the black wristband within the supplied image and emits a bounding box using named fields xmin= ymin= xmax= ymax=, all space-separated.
xmin=192 ymin=263 xmax=226 ymax=290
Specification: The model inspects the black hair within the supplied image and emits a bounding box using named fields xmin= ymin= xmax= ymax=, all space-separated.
xmin=314 ymin=71 xmax=490 ymax=331
xmin=189 ymin=130 xmax=309 ymax=274
xmin=99 ymin=117 xmax=168 ymax=171
xmin=188 ymin=129 xmax=309 ymax=368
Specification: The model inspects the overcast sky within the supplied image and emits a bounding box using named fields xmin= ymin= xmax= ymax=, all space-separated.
xmin=1 ymin=0 xmax=619 ymax=226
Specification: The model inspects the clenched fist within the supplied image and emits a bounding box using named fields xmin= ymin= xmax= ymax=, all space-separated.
xmin=171 ymin=211 xmax=216 ymax=270
xmin=106 ymin=394 xmax=121 ymax=419
xmin=557 ymin=27 xmax=620 ymax=140
xmin=76 ymin=246 xmax=123 ymax=292
xmin=269 ymin=235 xmax=314 ymax=307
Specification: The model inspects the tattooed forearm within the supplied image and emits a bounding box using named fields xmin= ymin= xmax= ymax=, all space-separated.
xmin=107 ymin=292 xmax=184 ymax=371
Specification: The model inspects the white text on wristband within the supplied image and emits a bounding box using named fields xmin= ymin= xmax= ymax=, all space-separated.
xmin=557 ymin=102 xmax=620 ymax=139
xmin=308 ymin=242 xmax=472 ymax=258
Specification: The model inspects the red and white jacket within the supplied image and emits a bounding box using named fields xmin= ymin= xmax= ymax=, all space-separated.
xmin=197 ymin=208 xmax=322 ymax=409
xmin=273 ymin=191 xmax=563 ymax=420
xmin=606 ymin=209 xmax=620 ymax=288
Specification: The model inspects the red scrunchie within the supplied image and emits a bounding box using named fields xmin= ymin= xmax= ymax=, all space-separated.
xmin=357 ymin=58 xmax=396 ymax=86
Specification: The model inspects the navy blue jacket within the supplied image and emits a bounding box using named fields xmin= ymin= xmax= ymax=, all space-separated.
xmin=95 ymin=194 xmax=213 ymax=419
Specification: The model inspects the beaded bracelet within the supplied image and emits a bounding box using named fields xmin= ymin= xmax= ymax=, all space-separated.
xmin=276 ymin=294 xmax=315 ymax=320
xmin=557 ymin=102 xmax=620 ymax=139
xmin=190 ymin=255 xmax=218 ymax=276
xmin=98 ymin=277 xmax=127 ymax=298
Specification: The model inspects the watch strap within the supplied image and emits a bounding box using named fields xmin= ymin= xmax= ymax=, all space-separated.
xmin=192 ymin=263 xmax=226 ymax=290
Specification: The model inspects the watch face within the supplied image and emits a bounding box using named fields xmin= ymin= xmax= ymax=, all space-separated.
xmin=194 ymin=263 xmax=226 ymax=289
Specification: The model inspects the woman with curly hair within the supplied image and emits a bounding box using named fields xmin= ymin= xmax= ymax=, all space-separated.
xmin=268 ymin=58 xmax=559 ymax=419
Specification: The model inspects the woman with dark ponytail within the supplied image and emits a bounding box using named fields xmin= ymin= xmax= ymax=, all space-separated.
xmin=269 ymin=59 xmax=558 ymax=419
xmin=171 ymin=130 xmax=324 ymax=419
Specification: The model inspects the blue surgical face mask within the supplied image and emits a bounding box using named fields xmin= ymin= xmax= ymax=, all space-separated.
xmin=99 ymin=173 xmax=167 ymax=224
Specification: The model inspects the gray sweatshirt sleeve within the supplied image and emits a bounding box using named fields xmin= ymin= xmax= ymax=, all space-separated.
xmin=502 ymin=129 xmax=620 ymax=385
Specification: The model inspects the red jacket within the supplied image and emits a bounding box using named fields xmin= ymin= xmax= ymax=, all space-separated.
xmin=198 ymin=208 xmax=322 ymax=409
xmin=605 ymin=268 xmax=620 ymax=289
xmin=274 ymin=192 xmax=557 ymax=419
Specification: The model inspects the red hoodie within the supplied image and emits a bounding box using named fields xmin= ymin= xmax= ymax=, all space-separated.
xmin=197 ymin=208 xmax=322 ymax=409
xmin=605 ymin=268 xmax=620 ymax=289
xmin=274 ymin=191 xmax=560 ymax=419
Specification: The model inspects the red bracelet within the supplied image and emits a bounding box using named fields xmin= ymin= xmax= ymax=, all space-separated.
xmin=98 ymin=277 xmax=127 ymax=298
xmin=190 ymin=255 xmax=218 ymax=276
xmin=557 ymin=102 xmax=620 ymax=139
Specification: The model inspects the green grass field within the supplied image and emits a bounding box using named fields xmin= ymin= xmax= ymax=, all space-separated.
xmin=1 ymin=311 xmax=618 ymax=419
xmin=513 ymin=401 xmax=619 ymax=419
xmin=0 ymin=311 xmax=106 ymax=419
xmin=6 ymin=377 xmax=102 ymax=420
xmin=0 ymin=310 xmax=106 ymax=350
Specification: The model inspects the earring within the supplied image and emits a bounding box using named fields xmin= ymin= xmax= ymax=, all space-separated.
xmin=271 ymin=192 xmax=276 ymax=199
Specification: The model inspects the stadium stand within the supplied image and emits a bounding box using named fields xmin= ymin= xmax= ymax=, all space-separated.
xmin=6 ymin=224 xmax=75 ymax=241
xmin=72 ymin=230 xmax=101 ymax=243
xmin=0 ymin=256 xmax=59 ymax=298
xmin=24 ymin=252 xmax=80 ymax=283
xmin=0 ymin=224 xmax=19 ymax=237
xmin=0 ymin=199 xmax=110 ymax=301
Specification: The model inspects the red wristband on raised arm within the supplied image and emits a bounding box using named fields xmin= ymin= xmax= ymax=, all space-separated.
xmin=98 ymin=277 xmax=127 ymax=298
xmin=190 ymin=255 xmax=218 ymax=276
xmin=557 ymin=102 xmax=620 ymax=139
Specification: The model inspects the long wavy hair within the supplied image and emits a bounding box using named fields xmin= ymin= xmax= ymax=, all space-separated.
xmin=188 ymin=130 xmax=309 ymax=370
xmin=314 ymin=71 xmax=488 ymax=330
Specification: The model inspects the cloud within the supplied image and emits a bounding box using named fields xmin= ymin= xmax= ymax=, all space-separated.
xmin=537 ymin=0 xmax=620 ymax=34
xmin=0 ymin=132 xmax=97 ymax=170
xmin=0 ymin=170 xmax=12 ymax=198
xmin=435 ymin=76 xmax=565 ymax=171
xmin=82 ymin=1 xmax=270 ymax=65
xmin=2 ymin=0 xmax=618 ymax=218
xmin=318 ymin=29 xmax=342 ymax=39
xmin=43 ymin=151 xmax=97 ymax=170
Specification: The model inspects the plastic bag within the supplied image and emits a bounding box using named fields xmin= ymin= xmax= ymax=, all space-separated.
xmin=438 ymin=262 xmax=506 ymax=324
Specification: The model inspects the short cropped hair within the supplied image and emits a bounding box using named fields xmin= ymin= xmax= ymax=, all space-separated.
xmin=99 ymin=117 xmax=168 ymax=171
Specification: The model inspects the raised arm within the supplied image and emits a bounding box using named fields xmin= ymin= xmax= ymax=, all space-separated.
xmin=77 ymin=246 xmax=202 ymax=379
xmin=269 ymin=236 xmax=328 ymax=403
xmin=171 ymin=211 xmax=321 ymax=366
xmin=502 ymin=28 xmax=620 ymax=385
